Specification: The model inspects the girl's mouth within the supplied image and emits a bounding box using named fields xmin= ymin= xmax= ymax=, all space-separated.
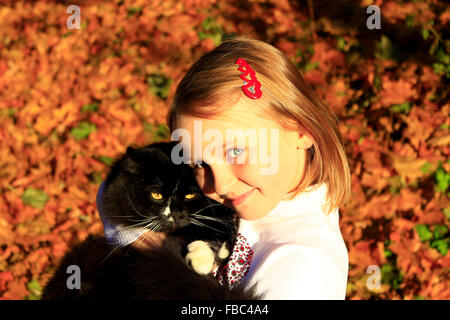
xmin=229 ymin=189 xmax=255 ymax=207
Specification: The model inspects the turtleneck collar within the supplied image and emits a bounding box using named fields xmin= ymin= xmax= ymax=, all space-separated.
xmin=262 ymin=183 xmax=331 ymax=220
xmin=237 ymin=183 xmax=334 ymax=248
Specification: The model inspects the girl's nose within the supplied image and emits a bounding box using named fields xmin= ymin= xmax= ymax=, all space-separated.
xmin=208 ymin=164 xmax=238 ymax=196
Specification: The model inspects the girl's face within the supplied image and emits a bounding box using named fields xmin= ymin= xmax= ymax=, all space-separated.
xmin=178 ymin=95 xmax=314 ymax=220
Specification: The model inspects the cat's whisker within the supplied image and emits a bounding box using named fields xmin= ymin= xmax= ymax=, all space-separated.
xmin=190 ymin=213 xmax=232 ymax=223
xmin=128 ymin=216 xmax=159 ymax=223
xmin=145 ymin=221 xmax=159 ymax=232
xmin=113 ymin=223 xmax=147 ymax=232
xmin=111 ymin=218 xmax=159 ymax=232
xmin=143 ymin=217 xmax=163 ymax=232
xmin=155 ymin=176 xmax=163 ymax=186
xmin=108 ymin=215 xmax=135 ymax=218
xmin=147 ymin=184 xmax=162 ymax=189
xmin=204 ymin=196 xmax=219 ymax=218
xmin=126 ymin=190 xmax=149 ymax=220
xmin=128 ymin=219 xmax=148 ymax=223
xmin=153 ymin=221 xmax=164 ymax=232
xmin=192 ymin=203 xmax=222 ymax=216
xmin=190 ymin=214 xmax=234 ymax=230
xmin=190 ymin=213 xmax=229 ymax=222
xmin=190 ymin=218 xmax=227 ymax=234
xmin=96 ymin=244 xmax=122 ymax=267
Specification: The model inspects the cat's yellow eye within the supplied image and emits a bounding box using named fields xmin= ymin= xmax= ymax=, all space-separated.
xmin=185 ymin=193 xmax=197 ymax=200
xmin=150 ymin=192 xmax=163 ymax=200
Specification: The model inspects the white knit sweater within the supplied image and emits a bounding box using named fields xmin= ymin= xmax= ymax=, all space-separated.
xmin=237 ymin=183 xmax=349 ymax=300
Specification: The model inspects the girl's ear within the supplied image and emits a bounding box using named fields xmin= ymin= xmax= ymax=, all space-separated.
xmin=297 ymin=132 xmax=314 ymax=150
xmin=282 ymin=118 xmax=314 ymax=150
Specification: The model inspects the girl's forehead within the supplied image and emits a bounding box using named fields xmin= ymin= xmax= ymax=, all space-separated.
xmin=178 ymin=97 xmax=281 ymax=131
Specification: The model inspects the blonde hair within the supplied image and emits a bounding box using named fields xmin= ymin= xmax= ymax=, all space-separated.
xmin=167 ymin=36 xmax=351 ymax=214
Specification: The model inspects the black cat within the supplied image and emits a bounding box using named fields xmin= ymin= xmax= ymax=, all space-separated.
xmin=41 ymin=142 xmax=257 ymax=300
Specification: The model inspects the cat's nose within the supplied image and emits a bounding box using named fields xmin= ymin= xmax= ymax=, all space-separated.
xmin=170 ymin=211 xmax=188 ymax=222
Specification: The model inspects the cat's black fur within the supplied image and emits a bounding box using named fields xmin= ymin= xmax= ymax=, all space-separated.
xmin=42 ymin=142 xmax=258 ymax=300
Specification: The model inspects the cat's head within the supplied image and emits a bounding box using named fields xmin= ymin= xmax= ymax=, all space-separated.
xmin=102 ymin=142 xmax=232 ymax=234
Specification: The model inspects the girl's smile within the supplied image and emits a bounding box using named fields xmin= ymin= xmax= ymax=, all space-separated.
xmin=178 ymin=94 xmax=314 ymax=221
xmin=227 ymin=188 xmax=256 ymax=207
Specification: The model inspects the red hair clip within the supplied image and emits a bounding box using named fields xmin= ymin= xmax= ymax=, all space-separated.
xmin=235 ymin=58 xmax=262 ymax=99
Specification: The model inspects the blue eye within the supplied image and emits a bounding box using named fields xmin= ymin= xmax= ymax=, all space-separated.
xmin=227 ymin=148 xmax=244 ymax=159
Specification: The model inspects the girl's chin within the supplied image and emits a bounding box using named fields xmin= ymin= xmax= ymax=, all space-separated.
xmin=237 ymin=208 xmax=268 ymax=221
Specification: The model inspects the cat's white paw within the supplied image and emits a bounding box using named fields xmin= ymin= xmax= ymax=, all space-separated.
xmin=185 ymin=240 xmax=215 ymax=275
xmin=218 ymin=242 xmax=230 ymax=259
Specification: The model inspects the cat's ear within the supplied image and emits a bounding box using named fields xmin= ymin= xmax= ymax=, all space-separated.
xmin=126 ymin=146 xmax=138 ymax=157
xmin=124 ymin=146 xmax=141 ymax=174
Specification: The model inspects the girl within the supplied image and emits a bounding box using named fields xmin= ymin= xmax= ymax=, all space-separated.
xmin=97 ymin=36 xmax=351 ymax=299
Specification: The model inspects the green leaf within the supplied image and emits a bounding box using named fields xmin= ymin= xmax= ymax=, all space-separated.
xmin=144 ymin=123 xmax=170 ymax=142
xmin=430 ymin=239 xmax=448 ymax=256
xmin=415 ymin=224 xmax=432 ymax=242
xmin=384 ymin=248 xmax=393 ymax=259
xmin=70 ymin=121 xmax=97 ymax=141
xmin=433 ymin=62 xmax=445 ymax=73
xmin=147 ymin=74 xmax=172 ymax=100
xmin=435 ymin=164 xmax=450 ymax=193
xmin=90 ymin=171 xmax=104 ymax=185
xmin=154 ymin=124 xmax=170 ymax=140
xmin=305 ymin=61 xmax=319 ymax=71
xmin=127 ymin=7 xmax=142 ymax=16
xmin=198 ymin=17 xmax=223 ymax=46
xmin=97 ymin=156 xmax=114 ymax=166
xmin=432 ymin=224 xmax=448 ymax=240
xmin=25 ymin=279 xmax=42 ymax=300
xmin=202 ymin=17 xmax=216 ymax=30
xmin=81 ymin=103 xmax=99 ymax=112
xmin=62 ymin=31 xmax=73 ymax=38
xmin=435 ymin=49 xmax=450 ymax=65
xmin=381 ymin=263 xmax=403 ymax=289
xmin=197 ymin=30 xmax=222 ymax=46
xmin=21 ymin=188 xmax=49 ymax=209
xmin=420 ymin=162 xmax=431 ymax=174
xmin=444 ymin=207 xmax=450 ymax=220
xmin=79 ymin=214 xmax=91 ymax=222
xmin=390 ymin=102 xmax=411 ymax=114
xmin=405 ymin=14 xmax=416 ymax=27
xmin=373 ymin=75 xmax=382 ymax=90
xmin=421 ymin=29 xmax=429 ymax=40
xmin=375 ymin=35 xmax=398 ymax=61
xmin=336 ymin=37 xmax=347 ymax=52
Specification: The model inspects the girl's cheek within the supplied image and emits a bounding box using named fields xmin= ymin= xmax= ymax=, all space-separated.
xmin=194 ymin=169 xmax=205 ymax=190
xmin=235 ymin=164 xmax=261 ymax=190
xmin=194 ymin=168 xmax=215 ymax=195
